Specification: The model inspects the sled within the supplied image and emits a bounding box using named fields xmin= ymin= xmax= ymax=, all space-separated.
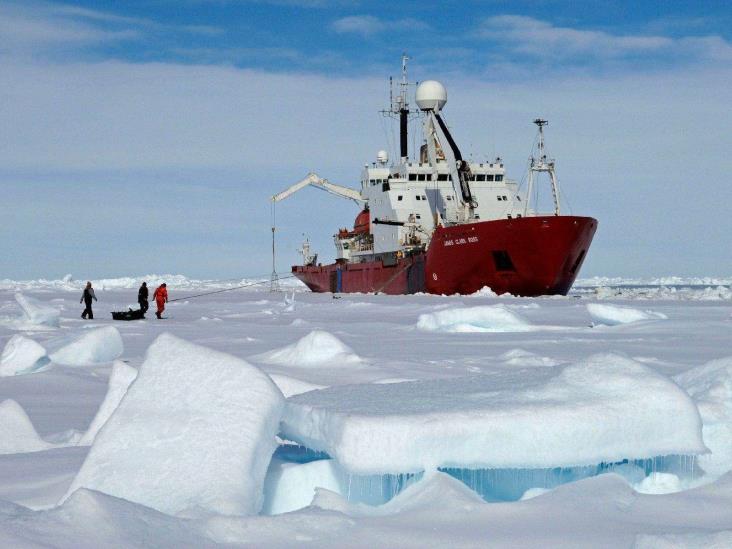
xmin=111 ymin=308 xmax=145 ymax=321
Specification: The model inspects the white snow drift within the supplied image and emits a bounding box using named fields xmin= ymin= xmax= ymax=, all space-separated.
xmin=257 ymin=330 xmax=363 ymax=367
xmin=65 ymin=334 xmax=284 ymax=516
xmin=587 ymin=303 xmax=667 ymax=326
xmin=79 ymin=361 xmax=138 ymax=446
xmin=416 ymin=305 xmax=533 ymax=333
xmin=0 ymin=335 xmax=48 ymax=376
xmin=13 ymin=293 xmax=60 ymax=328
xmin=50 ymin=326 xmax=123 ymax=366
xmin=281 ymin=354 xmax=706 ymax=474
xmin=0 ymin=399 xmax=52 ymax=454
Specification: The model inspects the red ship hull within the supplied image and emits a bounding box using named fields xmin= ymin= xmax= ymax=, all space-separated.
xmin=292 ymin=216 xmax=597 ymax=296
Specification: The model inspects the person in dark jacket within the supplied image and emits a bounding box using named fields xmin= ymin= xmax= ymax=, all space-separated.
xmin=138 ymin=282 xmax=149 ymax=314
xmin=80 ymin=281 xmax=97 ymax=319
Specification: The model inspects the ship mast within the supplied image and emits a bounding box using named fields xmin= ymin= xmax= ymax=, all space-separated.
xmin=382 ymin=54 xmax=413 ymax=161
xmin=526 ymin=118 xmax=561 ymax=216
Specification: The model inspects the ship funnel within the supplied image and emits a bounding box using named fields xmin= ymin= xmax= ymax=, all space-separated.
xmin=416 ymin=80 xmax=447 ymax=112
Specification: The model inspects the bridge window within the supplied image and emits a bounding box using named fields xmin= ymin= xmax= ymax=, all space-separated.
xmin=486 ymin=174 xmax=495 ymax=181
xmin=476 ymin=174 xmax=486 ymax=182
xmin=418 ymin=174 xmax=426 ymax=181
xmin=495 ymin=175 xmax=504 ymax=181
xmin=437 ymin=174 xmax=450 ymax=181
xmin=409 ymin=174 xmax=418 ymax=181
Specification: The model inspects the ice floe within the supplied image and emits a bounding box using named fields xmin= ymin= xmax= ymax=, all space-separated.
xmin=64 ymin=334 xmax=284 ymax=516
xmin=49 ymin=326 xmax=124 ymax=366
xmin=281 ymin=353 xmax=706 ymax=475
xmin=79 ymin=361 xmax=138 ymax=446
xmin=268 ymin=373 xmax=325 ymax=397
xmin=257 ymin=330 xmax=363 ymax=368
xmin=416 ymin=305 xmax=533 ymax=333
xmin=0 ymin=335 xmax=49 ymax=377
xmin=0 ymin=400 xmax=52 ymax=455
xmin=587 ymin=303 xmax=667 ymax=325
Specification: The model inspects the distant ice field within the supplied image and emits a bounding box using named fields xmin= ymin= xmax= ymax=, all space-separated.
xmin=0 ymin=275 xmax=731 ymax=547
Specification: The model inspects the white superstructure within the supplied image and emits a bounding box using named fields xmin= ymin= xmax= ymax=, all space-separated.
xmin=273 ymin=56 xmax=565 ymax=265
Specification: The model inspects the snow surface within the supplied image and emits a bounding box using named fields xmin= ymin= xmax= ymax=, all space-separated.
xmin=282 ymin=353 xmax=706 ymax=474
xmin=587 ymin=303 xmax=667 ymax=325
xmin=65 ymin=334 xmax=284 ymax=516
xmin=1 ymin=279 xmax=732 ymax=546
xmin=49 ymin=326 xmax=124 ymax=366
xmin=0 ymin=399 xmax=52 ymax=455
xmin=0 ymin=335 xmax=48 ymax=376
xmin=78 ymin=361 xmax=138 ymax=445
xmin=416 ymin=305 xmax=534 ymax=332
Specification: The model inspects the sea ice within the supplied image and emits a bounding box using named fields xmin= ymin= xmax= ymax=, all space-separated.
xmin=281 ymin=353 xmax=706 ymax=474
xmin=675 ymin=357 xmax=732 ymax=476
xmin=0 ymin=335 xmax=49 ymax=377
xmin=64 ymin=334 xmax=284 ymax=516
xmin=13 ymin=293 xmax=60 ymax=328
xmin=49 ymin=326 xmax=124 ymax=366
xmin=79 ymin=361 xmax=138 ymax=445
xmin=587 ymin=303 xmax=667 ymax=326
xmin=416 ymin=305 xmax=533 ymax=333
xmin=0 ymin=400 xmax=52 ymax=455
xmin=257 ymin=330 xmax=363 ymax=367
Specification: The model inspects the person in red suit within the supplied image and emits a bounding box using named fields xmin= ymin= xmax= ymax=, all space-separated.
xmin=153 ymin=283 xmax=168 ymax=319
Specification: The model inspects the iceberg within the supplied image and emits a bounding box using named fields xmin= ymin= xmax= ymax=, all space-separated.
xmin=64 ymin=334 xmax=284 ymax=516
xmin=281 ymin=354 xmax=706 ymax=475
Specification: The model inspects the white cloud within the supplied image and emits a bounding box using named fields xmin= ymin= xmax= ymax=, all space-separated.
xmin=332 ymin=15 xmax=429 ymax=37
xmin=477 ymin=15 xmax=732 ymax=63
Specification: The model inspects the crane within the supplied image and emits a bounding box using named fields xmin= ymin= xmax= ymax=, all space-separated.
xmin=271 ymin=173 xmax=365 ymax=205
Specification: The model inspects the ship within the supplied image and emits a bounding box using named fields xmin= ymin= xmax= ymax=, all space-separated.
xmin=272 ymin=58 xmax=597 ymax=296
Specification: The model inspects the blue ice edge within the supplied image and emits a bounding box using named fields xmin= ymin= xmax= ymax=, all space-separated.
xmin=269 ymin=444 xmax=700 ymax=508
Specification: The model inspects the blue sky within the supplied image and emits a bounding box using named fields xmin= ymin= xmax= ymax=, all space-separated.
xmin=1 ymin=0 xmax=731 ymax=280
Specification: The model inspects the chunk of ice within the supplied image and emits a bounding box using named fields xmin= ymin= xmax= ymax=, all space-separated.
xmin=79 ymin=361 xmax=138 ymax=445
xmin=587 ymin=303 xmax=667 ymax=326
xmin=0 ymin=399 xmax=52 ymax=454
xmin=257 ymin=330 xmax=363 ymax=368
xmin=675 ymin=357 xmax=732 ymax=476
xmin=64 ymin=333 xmax=285 ymax=516
xmin=416 ymin=305 xmax=533 ymax=333
xmin=14 ymin=293 xmax=60 ymax=328
xmin=281 ymin=354 xmax=706 ymax=474
xmin=0 ymin=335 xmax=49 ymax=377
xmin=50 ymin=326 xmax=123 ymax=366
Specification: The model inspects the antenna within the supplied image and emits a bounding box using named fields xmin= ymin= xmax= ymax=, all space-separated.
xmin=270 ymin=202 xmax=280 ymax=292
xmin=526 ymin=118 xmax=560 ymax=216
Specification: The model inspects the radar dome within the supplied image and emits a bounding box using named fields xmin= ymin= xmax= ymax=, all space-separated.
xmin=416 ymin=80 xmax=447 ymax=111
xmin=377 ymin=150 xmax=388 ymax=164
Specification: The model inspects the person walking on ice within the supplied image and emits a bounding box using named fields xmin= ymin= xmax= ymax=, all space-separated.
xmin=80 ymin=281 xmax=97 ymax=319
xmin=138 ymin=282 xmax=149 ymax=314
xmin=153 ymin=283 xmax=168 ymax=319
